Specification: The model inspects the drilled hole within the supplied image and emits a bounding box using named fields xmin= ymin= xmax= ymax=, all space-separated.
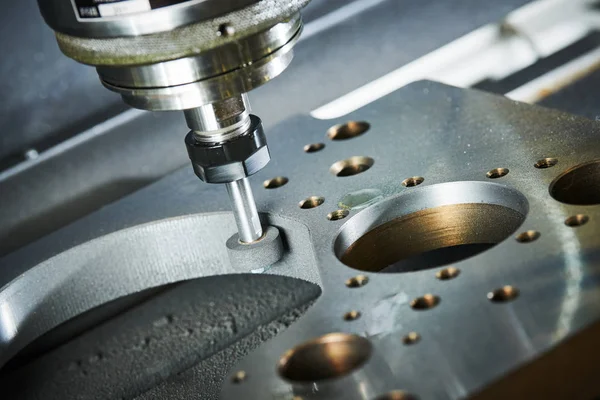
xmin=299 ymin=196 xmax=325 ymax=209
xmin=516 ymin=230 xmax=540 ymax=243
xmin=263 ymin=176 xmax=288 ymax=189
xmin=278 ymin=333 xmax=372 ymax=382
xmin=217 ymin=23 xmax=235 ymax=37
xmin=410 ymin=294 xmax=440 ymax=310
xmin=345 ymin=275 xmax=369 ymax=288
xmin=550 ymin=160 xmax=600 ymax=205
xmin=231 ymin=370 xmax=247 ymax=383
xmin=487 ymin=168 xmax=509 ymax=179
xmin=565 ymin=214 xmax=589 ymax=227
xmin=330 ymin=156 xmax=374 ymax=177
xmin=402 ymin=332 xmax=421 ymax=345
xmin=488 ymin=286 xmax=519 ymax=303
xmin=373 ymin=391 xmax=419 ymax=400
xmin=535 ymin=157 xmax=558 ymax=169
xmin=436 ymin=267 xmax=460 ymax=280
xmin=304 ymin=143 xmax=325 ymax=153
xmin=328 ymin=210 xmax=349 ymax=221
xmin=402 ymin=176 xmax=424 ymax=187
xmin=327 ymin=121 xmax=370 ymax=140
xmin=343 ymin=311 xmax=361 ymax=321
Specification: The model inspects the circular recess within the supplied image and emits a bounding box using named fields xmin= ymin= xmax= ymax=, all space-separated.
xmin=304 ymin=143 xmax=325 ymax=153
xmin=343 ymin=310 xmax=361 ymax=321
xmin=330 ymin=156 xmax=374 ymax=177
xmin=278 ymin=333 xmax=372 ymax=382
xmin=402 ymin=332 xmax=421 ymax=345
xmin=328 ymin=209 xmax=349 ymax=221
xmin=410 ymin=294 xmax=440 ymax=310
xmin=565 ymin=214 xmax=589 ymax=227
xmin=534 ymin=158 xmax=558 ymax=169
xmin=487 ymin=168 xmax=509 ymax=179
xmin=345 ymin=275 xmax=369 ymax=288
xmin=231 ymin=370 xmax=247 ymax=383
xmin=263 ymin=176 xmax=289 ymax=189
xmin=335 ymin=182 xmax=528 ymax=273
xmin=436 ymin=267 xmax=460 ymax=280
xmin=488 ymin=286 xmax=519 ymax=303
xmin=299 ymin=196 xmax=325 ymax=209
xmin=402 ymin=176 xmax=424 ymax=187
xmin=327 ymin=121 xmax=370 ymax=140
xmin=550 ymin=160 xmax=600 ymax=205
xmin=373 ymin=391 xmax=419 ymax=400
xmin=516 ymin=230 xmax=540 ymax=243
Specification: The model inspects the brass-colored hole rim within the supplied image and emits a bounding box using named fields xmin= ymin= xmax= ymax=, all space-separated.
xmin=299 ymin=196 xmax=325 ymax=209
xmin=565 ymin=214 xmax=589 ymax=227
xmin=278 ymin=333 xmax=373 ymax=382
xmin=516 ymin=230 xmax=540 ymax=243
xmin=402 ymin=176 xmax=424 ymax=187
xmin=550 ymin=160 xmax=600 ymax=205
xmin=330 ymin=156 xmax=374 ymax=177
xmin=402 ymin=332 xmax=421 ymax=345
xmin=534 ymin=157 xmax=558 ymax=169
xmin=436 ymin=267 xmax=460 ymax=280
xmin=410 ymin=294 xmax=440 ymax=310
xmin=488 ymin=285 xmax=519 ymax=303
xmin=231 ymin=370 xmax=247 ymax=383
xmin=487 ymin=168 xmax=509 ymax=179
xmin=327 ymin=121 xmax=370 ymax=140
xmin=328 ymin=209 xmax=349 ymax=221
xmin=304 ymin=142 xmax=325 ymax=153
xmin=343 ymin=310 xmax=361 ymax=321
xmin=345 ymin=275 xmax=369 ymax=288
xmin=263 ymin=176 xmax=289 ymax=189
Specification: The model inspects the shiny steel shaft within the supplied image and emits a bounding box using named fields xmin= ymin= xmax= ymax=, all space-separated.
xmin=226 ymin=178 xmax=263 ymax=243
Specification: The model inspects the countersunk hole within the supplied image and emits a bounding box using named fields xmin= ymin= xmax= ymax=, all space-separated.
xmin=402 ymin=332 xmax=421 ymax=345
xmin=346 ymin=275 xmax=369 ymax=288
xmin=343 ymin=311 xmax=361 ymax=321
xmin=304 ymin=143 xmax=325 ymax=153
xmin=327 ymin=121 xmax=370 ymax=140
xmin=488 ymin=286 xmax=519 ymax=303
xmin=410 ymin=294 xmax=440 ymax=310
xmin=436 ymin=267 xmax=460 ymax=280
xmin=217 ymin=23 xmax=235 ymax=37
xmin=402 ymin=176 xmax=424 ymax=187
xmin=330 ymin=156 xmax=374 ymax=177
xmin=516 ymin=230 xmax=540 ymax=243
xmin=278 ymin=333 xmax=372 ymax=382
xmin=550 ymin=160 xmax=600 ymax=205
xmin=565 ymin=214 xmax=589 ymax=227
xmin=231 ymin=370 xmax=247 ymax=383
xmin=263 ymin=176 xmax=288 ymax=189
xmin=299 ymin=196 xmax=325 ymax=209
xmin=535 ymin=158 xmax=558 ymax=169
xmin=373 ymin=390 xmax=419 ymax=400
xmin=487 ymin=168 xmax=509 ymax=179
xmin=328 ymin=209 xmax=349 ymax=221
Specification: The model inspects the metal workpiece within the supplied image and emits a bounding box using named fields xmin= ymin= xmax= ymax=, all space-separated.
xmin=185 ymin=114 xmax=270 ymax=183
xmin=227 ymin=225 xmax=284 ymax=267
xmin=5 ymin=81 xmax=600 ymax=398
xmin=226 ymin=178 xmax=263 ymax=243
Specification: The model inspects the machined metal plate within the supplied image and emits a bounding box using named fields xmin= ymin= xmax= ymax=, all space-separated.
xmin=2 ymin=81 xmax=600 ymax=399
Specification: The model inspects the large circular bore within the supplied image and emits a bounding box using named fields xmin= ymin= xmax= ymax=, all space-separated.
xmin=550 ymin=160 xmax=600 ymax=205
xmin=335 ymin=182 xmax=528 ymax=273
xmin=278 ymin=333 xmax=372 ymax=382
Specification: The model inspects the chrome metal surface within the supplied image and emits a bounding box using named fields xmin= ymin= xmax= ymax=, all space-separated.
xmin=38 ymin=0 xmax=260 ymax=38
xmin=3 ymin=81 xmax=600 ymax=399
xmin=100 ymin=21 xmax=301 ymax=111
xmin=226 ymin=178 xmax=263 ymax=243
xmin=185 ymin=94 xmax=251 ymax=143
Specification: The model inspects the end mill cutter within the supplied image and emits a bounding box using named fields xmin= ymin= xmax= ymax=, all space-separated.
xmin=36 ymin=0 xmax=311 ymax=243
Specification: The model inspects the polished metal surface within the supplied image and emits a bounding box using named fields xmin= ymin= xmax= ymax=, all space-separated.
xmin=184 ymin=94 xmax=251 ymax=142
xmin=3 ymin=81 xmax=600 ymax=398
xmin=38 ymin=0 xmax=261 ymax=38
xmin=226 ymin=178 xmax=263 ymax=243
